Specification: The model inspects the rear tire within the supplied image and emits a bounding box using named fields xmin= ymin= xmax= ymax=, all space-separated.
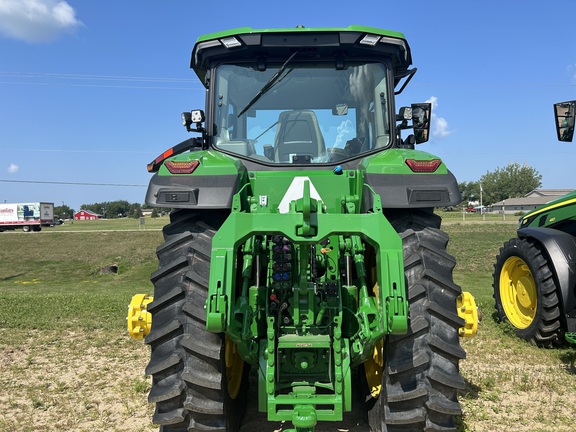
xmin=145 ymin=210 xmax=249 ymax=432
xmin=366 ymin=210 xmax=466 ymax=432
xmin=493 ymin=237 xmax=562 ymax=346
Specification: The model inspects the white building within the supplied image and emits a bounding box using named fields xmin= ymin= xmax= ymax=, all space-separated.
xmin=491 ymin=189 xmax=574 ymax=213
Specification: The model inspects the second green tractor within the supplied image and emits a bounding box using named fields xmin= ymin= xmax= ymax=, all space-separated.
xmin=493 ymin=100 xmax=576 ymax=346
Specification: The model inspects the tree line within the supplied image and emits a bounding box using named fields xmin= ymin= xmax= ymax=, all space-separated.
xmin=459 ymin=162 xmax=542 ymax=206
xmin=81 ymin=200 xmax=144 ymax=218
xmin=54 ymin=200 xmax=148 ymax=220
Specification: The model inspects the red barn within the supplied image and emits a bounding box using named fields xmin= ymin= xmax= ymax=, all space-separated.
xmin=74 ymin=210 xmax=102 ymax=221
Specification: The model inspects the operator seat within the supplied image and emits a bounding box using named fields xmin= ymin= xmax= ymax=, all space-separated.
xmin=274 ymin=110 xmax=325 ymax=162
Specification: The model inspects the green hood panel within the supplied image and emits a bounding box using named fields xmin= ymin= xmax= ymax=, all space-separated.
xmin=156 ymin=150 xmax=246 ymax=177
xmin=362 ymin=148 xmax=449 ymax=175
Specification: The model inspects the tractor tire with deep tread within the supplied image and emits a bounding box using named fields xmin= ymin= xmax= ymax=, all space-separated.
xmin=145 ymin=209 xmax=248 ymax=432
xmin=493 ymin=237 xmax=563 ymax=346
xmin=367 ymin=210 xmax=466 ymax=432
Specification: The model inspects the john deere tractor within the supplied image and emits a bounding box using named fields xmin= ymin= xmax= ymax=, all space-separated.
xmin=127 ymin=26 xmax=478 ymax=432
xmin=493 ymin=100 xmax=576 ymax=346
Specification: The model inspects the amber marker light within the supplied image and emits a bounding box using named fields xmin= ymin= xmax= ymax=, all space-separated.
xmin=147 ymin=149 xmax=175 ymax=172
xmin=405 ymin=158 xmax=442 ymax=173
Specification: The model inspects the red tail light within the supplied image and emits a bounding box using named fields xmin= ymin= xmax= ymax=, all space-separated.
xmin=405 ymin=158 xmax=442 ymax=173
xmin=165 ymin=160 xmax=200 ymax=174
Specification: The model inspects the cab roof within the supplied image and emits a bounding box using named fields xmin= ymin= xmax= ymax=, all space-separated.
xmin=190 ymin=25 xmax=412 ymax=85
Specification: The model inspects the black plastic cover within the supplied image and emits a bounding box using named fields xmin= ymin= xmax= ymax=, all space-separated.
xmin=363 ymin=171 xmax=461 ymax=209
xmin=145 ymin=173 xmax=242 ymax=209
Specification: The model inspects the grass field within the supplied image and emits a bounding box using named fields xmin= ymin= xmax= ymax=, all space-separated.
xmin=0 ymin=214 xmax=575 ymax=431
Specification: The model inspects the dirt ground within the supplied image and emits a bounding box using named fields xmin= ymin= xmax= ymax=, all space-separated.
xmin=1 ymin=329 xmax=575 ymax=432
xmin=0 ymin=330 xmax=368 ymax=432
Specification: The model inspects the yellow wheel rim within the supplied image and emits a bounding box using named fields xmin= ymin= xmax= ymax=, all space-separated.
xmin=224 ymin=335 xmax=244 ymax=399
xmin=364 ymin=281 xmax=383 ymax=398
xmin=499 ymin=256 xmax=537 ymax=329
xmin=364 ymin=339 xmax=384 ymax=398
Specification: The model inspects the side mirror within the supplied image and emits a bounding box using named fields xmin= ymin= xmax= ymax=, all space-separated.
xmin=411 ymin=103 xmax=431 ymax=144
xmin=182 ymin=109 xmax=205 ymax=132
xmin=554 ymin=101 xmax=576 ymax=142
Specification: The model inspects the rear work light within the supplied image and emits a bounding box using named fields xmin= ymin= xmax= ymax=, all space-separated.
xmin=221 ymin=36 xmax=241 ymax=48
xmin=405 ymin=158 xmax=442 ymax=173
xmin=164 ymin=160 xmax=200 ymax=174
xmin=360 ymin=34 xmax=380 ymax=46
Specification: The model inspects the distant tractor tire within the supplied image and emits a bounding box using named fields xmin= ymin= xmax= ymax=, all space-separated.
xmin=493 ymin=237 xmax=563 ymax=346
xmin=145 ymin=210 xmax=249 ymax=432
xmin=365 ymin=210 xmax=466 ymax=432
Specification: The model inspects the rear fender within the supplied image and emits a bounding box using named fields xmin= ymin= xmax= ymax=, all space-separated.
xmin=518 ymin=227 xmax=576 ymax=318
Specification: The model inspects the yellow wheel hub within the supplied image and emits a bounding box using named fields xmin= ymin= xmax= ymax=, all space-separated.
xmin=127 ymin=294 xmax=153 ymax=340
xmin=364 ymin=282 xmax=383 ymax=398
xmin=364 ymin=339 xmax=384 ymax=398
xmin=457 ymin=292 xmax=479 ymax=338
xmin=225 ymin=335 xmax=244 ymax=399
xmin=499 ymin=256 xmax=537 ymax=329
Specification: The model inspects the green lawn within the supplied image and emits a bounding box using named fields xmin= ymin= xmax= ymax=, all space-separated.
xmin=0 ymin=218 xmax=164 ymax=332
xmin=0 ymin=215 xmax=574 ymax=432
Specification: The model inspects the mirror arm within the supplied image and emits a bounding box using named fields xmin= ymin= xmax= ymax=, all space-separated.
xmin=394 ymin=68 xmax=417 ymax=95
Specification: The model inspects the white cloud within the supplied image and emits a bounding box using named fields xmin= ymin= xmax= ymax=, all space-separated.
xmin=426 ymin=96 xmax=439 ymax=110
xmin=334 ymin=119 xmax=353 ymax=147
xmin=8 ymin=163 xmax=19 ymax=173
xmin=426 ymin=96 xmax=453 ymax=138
xmin=432 ymin=116 xmax=452 ymax=138
xmin=0 ymin=0 xmax=82 ymax=43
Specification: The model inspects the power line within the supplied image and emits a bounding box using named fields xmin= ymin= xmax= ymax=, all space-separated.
xmin=35 ymin=72 xmax=188 ymax=81
xmin=4 ymin=148 xmax=151 ymax=154
xmin=0 ymin=71 xmax=203 ymax=90
xmin=0 ymin=179 xmax=146 ymax=187
xmin=0 ymin=81 xmax=195 ymax=90
xmin=0 ymin=71 xmax=196 ymax=83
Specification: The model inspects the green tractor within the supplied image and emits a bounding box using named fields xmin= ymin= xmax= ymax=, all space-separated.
xmin=127 ymin=26 xmax=479 ymax=432
xmin=493 ymin=100 xmax=576 ymax=346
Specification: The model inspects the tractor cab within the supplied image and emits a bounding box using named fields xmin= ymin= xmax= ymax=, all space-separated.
xmin=183 ymin=26 xmax=431 ymax=166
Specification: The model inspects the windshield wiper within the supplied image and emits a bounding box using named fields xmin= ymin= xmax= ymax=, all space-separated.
xmin=237 ymin=51 xmax=299 ymax=117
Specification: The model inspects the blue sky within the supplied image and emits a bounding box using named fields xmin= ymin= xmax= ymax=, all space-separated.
xmin=1 ymin=0 xmax=575 ymax=212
